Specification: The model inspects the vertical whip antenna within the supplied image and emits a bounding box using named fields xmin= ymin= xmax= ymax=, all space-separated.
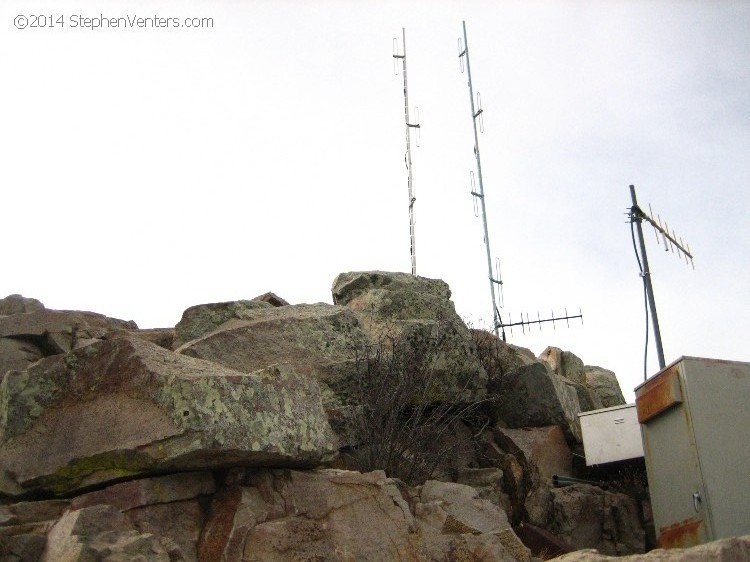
xmin=393 ymin=28 xmax=421 ymax=275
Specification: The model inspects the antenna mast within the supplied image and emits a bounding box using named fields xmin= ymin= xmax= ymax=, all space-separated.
xmin=628 ymin=184 xmax=694 ymax=373
xmin=458 ymin=20 xmax=503 ymax=339
xmin=393 ymin=28 xmax=420 ymax=275
xmin=459 ymin=21 xmax=582 ymax=342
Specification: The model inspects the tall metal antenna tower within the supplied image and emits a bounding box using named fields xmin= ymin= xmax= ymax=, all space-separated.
xmin=627 ymin=184 xmax=694 ymax=375
xmin=458 ymin=21 xmax=503 ymax=339
xmin=393 ymin=28 xmax=421 ymax=275
xmin=458 ymin=21 xmax=581 ymax=341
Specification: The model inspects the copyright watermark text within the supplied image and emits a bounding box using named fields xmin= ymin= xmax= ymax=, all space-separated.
xmin=13 ymin=14 xmax=213 ymax=31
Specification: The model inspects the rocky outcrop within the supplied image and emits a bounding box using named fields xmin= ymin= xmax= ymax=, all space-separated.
xmin=0 ymin=295 xmax=45 ymax=316
xmin=176 ymin=303 xmax=368 ymax=410
xmin=0 ymin=468 xmax=529 ymax=561
xmin=251 ymin=292 xmax=290 ymax=307
xmin=0 ymin=278 xmax=649 ymax=561
xmin=333 ymin=271 xmax=487 ymax=401
xmin=0 ymin=333 xmax=337 ymax=497
xmin=173 ymin=299 xmax=274 ymax=347
xmin=0 ymin=309 xmax=136 ymax=354
xmin=200 ymin=469 xmax=527 ymax=562
xmin=132 ymin=327 xmax=176 ymax=350
xmin=540 ymin=347 xmax=586 ymax=384
xmin=41 ymin=504 xmax=185 ymax=561
xmin=0 ymin=338 xmax=44 ymax=380
xmin=553 ymin=534 xmax=750 ymax=561
xmin=487 ymin=361 xmax=584 ymax=442
xmin=494 ymin=426 xmax=573 ymax=482
xmin=582 ymin=366 xmax=626 ymax=408
xmin=539 ymin=347 xmax=626 ymax=411
xmin=1 ymin=472 xmax=215 ymax=561
xmin=332 ymin=271 xmax=457 ymax=326
xmin=525 ymin=483 xmax=645 ymax=555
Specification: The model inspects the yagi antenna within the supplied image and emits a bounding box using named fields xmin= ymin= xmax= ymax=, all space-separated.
xmin=500 ymin=308 xmax=584 ymax=337
xmin=459 ymin=20 xmax=582 ymax=341
xmin=627 ymin=184 xmax=695 ymax=374
xmin=393 ymin=28 xmax=421 ymax=276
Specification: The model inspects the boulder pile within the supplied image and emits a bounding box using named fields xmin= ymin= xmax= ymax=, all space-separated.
xmin=0 ymin=277 xmax=742 ymax=560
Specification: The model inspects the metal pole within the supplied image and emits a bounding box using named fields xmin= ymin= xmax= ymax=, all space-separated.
xmin=630 ymin=185 xmax=666 ymax=370
xmin=400 ymin=28 xmax=417 ymax=276
xmin=462 ymin=20 xmax=503 ymax=340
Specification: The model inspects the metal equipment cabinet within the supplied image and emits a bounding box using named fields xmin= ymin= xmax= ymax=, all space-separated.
xmin=635 ymin=356 xmax=750 ymax=548
xmin=579 ymin=404 xmax=644 ymax=466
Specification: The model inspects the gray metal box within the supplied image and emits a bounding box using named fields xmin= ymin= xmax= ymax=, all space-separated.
xmin=579 ymin=404 xmax=644 ymax=466
xmin=635 ymin=356 xmax=750 ymax=548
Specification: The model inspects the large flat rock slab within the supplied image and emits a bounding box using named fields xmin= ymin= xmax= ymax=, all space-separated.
xmin=173 ymin=299 xmax=274 ymax=348
xmin=0 ymin=309 xmax=136 ymax=354
xmin=0 ymin=333 xmax=337 ymax=498
xmin=176 ymin=303 xmax=367 ymax=406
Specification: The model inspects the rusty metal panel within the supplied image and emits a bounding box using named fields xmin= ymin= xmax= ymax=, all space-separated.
xmin=635 ymin=364 xmax=682 ymax=423
xmin=658 ymin=518 xmax=705 ymax=549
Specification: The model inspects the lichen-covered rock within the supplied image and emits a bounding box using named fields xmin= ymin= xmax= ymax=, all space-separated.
xmin=539 ymin=348 xmax=626 ymax=412
xmin=132 ymin=327 xmax=176 ymax=350
xmin=487 ymin=361 xmax=584 ymax=443
xmin=540 ymin=347 xmax=586 ymax=384
xmin=176 ymin=303 xmax=368 ymax=409
xmin=0 ymin=309 xmax=136 ymax=354
xmin=332 ymin=271 xmax=487 ymax=401
xmin=252 ymin=292 xmax=290 ymax=307
xmin=583 ymin=366 xmax=626 ymax=408
xmin=0 ymin=333 xmax=337 ymax=497
xmin=0 ymin=295 xmax=45 ymax=316
xmin=526 ymin=483 xmax=645 ymax=555
xmin=173 ymin=299 xmax=274 ymax=347
xmin=332 ymin=271 xmax=455 ymax=323
xmin=0 ymin=338 xmax=44 ymax=378
xmin=473 ymin=329 xmax=538 ymax=378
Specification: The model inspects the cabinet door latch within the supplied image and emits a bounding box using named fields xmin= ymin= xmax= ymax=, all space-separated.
xmin=693 ymin=491 xmax=702 ymax=512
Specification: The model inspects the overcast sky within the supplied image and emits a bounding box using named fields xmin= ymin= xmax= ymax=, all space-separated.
xmin=2 ymin=1 xmax=748 ymax=401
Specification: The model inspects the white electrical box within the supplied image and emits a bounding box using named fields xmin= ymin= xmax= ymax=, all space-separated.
xmin=579 ymin=404 xmax=644 ymax=466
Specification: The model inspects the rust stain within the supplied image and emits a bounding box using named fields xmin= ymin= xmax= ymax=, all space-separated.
xmin=658 ymin=517 xmax=703 ymax=549
xmin=636 ymin=366 xmax=682 ymax=423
